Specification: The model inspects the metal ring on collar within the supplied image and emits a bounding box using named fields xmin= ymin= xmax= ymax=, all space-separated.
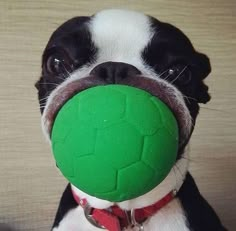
xmin=84 ymin=203 xmax=106 ymax=229
xmin=131 ymin=209 xmax=144 ymax=231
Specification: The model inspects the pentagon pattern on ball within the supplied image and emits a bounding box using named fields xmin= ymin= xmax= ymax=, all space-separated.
xmin=97 ymin=161 xmax=155 ymax=201
xmin=73 ymin=155 xmax=117 ymax=194
xmin=95 ymin=122 xmax=144 ymax=169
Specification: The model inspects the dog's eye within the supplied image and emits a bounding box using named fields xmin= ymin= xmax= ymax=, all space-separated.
xmin=167 ymin=65 xmax=192 ymax=85
xmin=46 ymin=53 xmax=73 ymax=76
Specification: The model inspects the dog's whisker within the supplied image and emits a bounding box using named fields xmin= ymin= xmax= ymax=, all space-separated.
xmin=39 ymin=96 xmax=50 ymax=102
xmin=57 ymin=75 xmax=67 ymax=81
xmin=170 ymin=65 xmax=188 ymax=84
xmin=158 ymin=69 xmax=169 ymax=78
xmin=59 ymin=72 xmax=69 ymax=80
xmin=182 ymin=95 xmax=198 ymax=104
xmin=183 ymin=95 xmax=198 ymax=102
xmin=163 ymin=73 xmax=171 ymax=81
xmin=39 ymin=101 xmax=48 ymax=106
xmin=182 ymin=95 xmax=191 ymax=104
xmin=61 ymin=63 xmax=72 ymax=76
xmin=39 ymin=104 xmax=47 ymax=108
xmin=38 ymin=82 xmax=60 ymax=87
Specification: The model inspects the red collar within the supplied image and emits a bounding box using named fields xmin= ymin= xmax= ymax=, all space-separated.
xmin=72 ymin=189 xmax=176 ymax=231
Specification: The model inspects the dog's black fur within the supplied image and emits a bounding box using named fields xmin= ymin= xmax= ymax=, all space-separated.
xmin=36 ymin=10 xmax=227 ymax=231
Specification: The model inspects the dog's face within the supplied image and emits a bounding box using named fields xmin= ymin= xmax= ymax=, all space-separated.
xmin=36 ymin=9 xmax=210 ymax=176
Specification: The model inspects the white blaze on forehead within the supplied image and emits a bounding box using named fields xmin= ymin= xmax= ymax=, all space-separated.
xmin=89 ymin=9 xmax=154 ymax=63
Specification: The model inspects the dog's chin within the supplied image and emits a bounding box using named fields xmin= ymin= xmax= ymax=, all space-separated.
xmin=71 ymin=144 xmax=189 ymax=210
xmin=41 ymin=74 xmax=192 ymax=147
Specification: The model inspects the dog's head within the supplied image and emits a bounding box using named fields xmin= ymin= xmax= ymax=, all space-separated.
xmin=35 ymin=9 xmax=211 ymax=207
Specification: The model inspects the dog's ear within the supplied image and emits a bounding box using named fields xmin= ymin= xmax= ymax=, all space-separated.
xmin=192 ymin=52 xmax=211 ymax=104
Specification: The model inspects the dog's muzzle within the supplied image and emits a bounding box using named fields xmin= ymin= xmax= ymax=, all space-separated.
xmin=42 ymin=62 xmax=192 ymax=146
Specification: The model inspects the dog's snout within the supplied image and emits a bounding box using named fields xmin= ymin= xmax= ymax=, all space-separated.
xmin=90 ymin=62 xmax=141 ymax=84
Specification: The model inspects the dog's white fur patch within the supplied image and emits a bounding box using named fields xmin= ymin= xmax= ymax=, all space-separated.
xmin=89 ymin=9 xmax=154 ymax=66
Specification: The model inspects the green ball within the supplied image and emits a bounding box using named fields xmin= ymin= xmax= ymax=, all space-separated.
xmin=51 ymin=85 xmax=178 ymax=202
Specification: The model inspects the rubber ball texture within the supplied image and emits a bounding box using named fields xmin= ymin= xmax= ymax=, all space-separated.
xmin=51 ymin=85 xmax=178 ymax=202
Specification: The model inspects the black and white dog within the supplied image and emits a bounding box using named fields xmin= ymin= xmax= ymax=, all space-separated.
xmin=35 ymin=9 xmax=227 ymax=231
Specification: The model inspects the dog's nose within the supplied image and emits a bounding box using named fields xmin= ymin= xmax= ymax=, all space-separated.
xmin=90 ymin=62 xmax=141 ymax=83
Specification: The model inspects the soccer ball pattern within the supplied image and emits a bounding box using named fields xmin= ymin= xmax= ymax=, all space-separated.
xmin=51 ymin=85 xmax=178 ymax=202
